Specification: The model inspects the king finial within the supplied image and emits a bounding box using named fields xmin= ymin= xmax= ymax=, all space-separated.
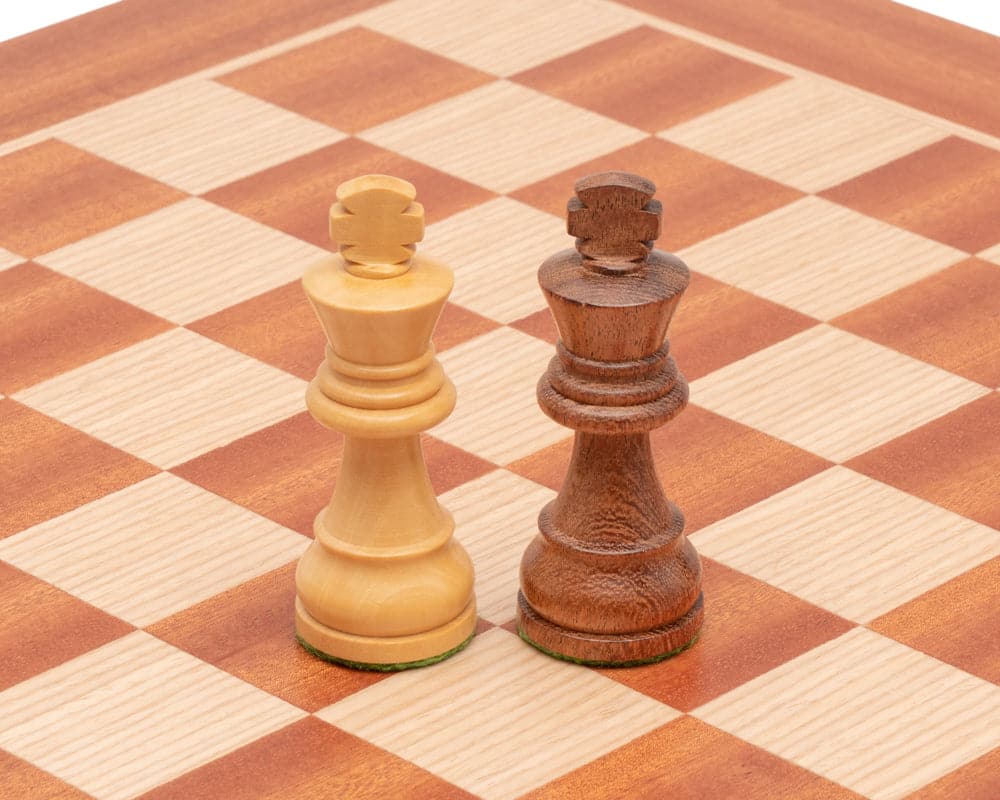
xmin=567 ymin=171 xmax=662 ymax=269
xmin=329 ymin=174 xmax=425 ymax=278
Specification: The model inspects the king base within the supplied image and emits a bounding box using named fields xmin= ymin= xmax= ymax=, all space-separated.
xmin=295 ymin=597 xmax=477 ymax=671
xmin=516 ymin=591 xmax=703 ymax=667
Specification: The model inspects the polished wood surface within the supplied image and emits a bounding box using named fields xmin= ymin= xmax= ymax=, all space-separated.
xmin=517 ymin=172 xmax=703 ymax=664
xmin=294 ymin=175 xmax=477 ymax=667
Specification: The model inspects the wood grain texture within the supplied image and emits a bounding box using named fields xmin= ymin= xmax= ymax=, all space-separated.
xmin=318 ymin=628 xmax=680 ymax=800
xmin=425 ymin=197 xmax=563 ymax=323
xmin=433 ymin=327 xmax=566 ymax=464
xmin=833 ymin=258 xmax=1000 ymax=388
xmin=904 ymin=747 xmax=1000 ymax=800
xmin=0 ymin=0 xmax=383 ymax=142
xmin=663 ymin=78 xmax=946 ymax=193
xmin=136 ymin=716 xmax=476 ymax=800
xmin=523 ymin=715 xmax=864 ymax=800
xmin=513 ymin=25 xmax=788 ymax=132
xmin=0 ymin=562 xmax=132 ymax=692
xmin=204 ymin=138 xmax=493 ymax=249
xmin=0 ymin=472 xmax=307 ymax=626
xmin=821 ymin=136 xmax=1000 ymax=253
xmin=670 ymin=271 xmax=818 ymax=382
xmin=696 ymin=627 xmax=1000 ymax=800
xmin=518 ymin=172 xmax=703 ymax=664
xmin=0 ymin=750 xmax=91 ymax=800
xmin=357 ymin=0 xmax=641 ymax=76
xmin=217 ymin=26 xmax=492 ymax=133
xmin=0 ymin=139 xmax=183 ymax=258
xmin=847 ymin=392 xmax=1000 ymax=529
xmin=39 ymin=198 xmax=327 ymax=325
xmin=677 ymin=196 xmax=964 ymax=320
xmin=512 ymin=136 xmax=802 ymax=251
xmin=13 ymin=327 xmax=307 ymax=469
xmin=294 ymin=175 xmax=476 ymax=665
xmin=622 ymin=0 xmax=1000 ymax=138
xmin=0 ymin=399 xmax=157 ymax=538
xmin=147 ymin=563 xmax=388 ymax=712
xmin=694 ymin=466 xmax=1000 ymax=623
xmin=870 ymin=557 xmax=1000 ymax=686
xmin=53 ymin=80 xmax=343 ymax=195
xmin=362 ymin=81 xmax=646 ymax=194
xmin=691 ymin=325 xmax=988 ymax=462
xmin=0 ymin=632 xmax=304 ymax=800
xmin=0 ymin=262 xmax=172 ymax=394
xmin=599 ymin=559 xmax=853 ymax=711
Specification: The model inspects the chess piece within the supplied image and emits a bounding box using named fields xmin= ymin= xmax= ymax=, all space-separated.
xmin=517 ymin=172 xmax=704 ymax=665
xmin=294 ymin=174 xmax=477 ymax=670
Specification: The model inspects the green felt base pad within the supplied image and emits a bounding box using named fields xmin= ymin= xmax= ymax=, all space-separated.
xmin=296 ymin=632 xmax=475 ymax=672
xmin=517 ymin=627 xmax=699 ymax=668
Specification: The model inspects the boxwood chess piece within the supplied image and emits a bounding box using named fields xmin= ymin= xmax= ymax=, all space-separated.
xmin=517 ymin=171 xmax=704 ymax=666
xmin=294 ymin=174 xmax=477 ymax=670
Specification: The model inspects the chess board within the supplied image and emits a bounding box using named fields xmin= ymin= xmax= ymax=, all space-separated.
xmin=2 ymin=1 xmax=999 ymax=798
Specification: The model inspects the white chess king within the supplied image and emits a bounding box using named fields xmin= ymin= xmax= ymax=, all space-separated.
xmin=293 ymin=174 xmax=477 ymax=670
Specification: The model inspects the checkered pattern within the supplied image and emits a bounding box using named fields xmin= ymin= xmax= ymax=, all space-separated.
xmin=2 ymin=2 xmax=999 ymax=799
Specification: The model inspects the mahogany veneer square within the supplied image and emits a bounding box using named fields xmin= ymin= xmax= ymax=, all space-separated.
xmin=870 ymin=557 xmax=1000 ymax=685
xmin=523 ymin=715 xmax=863 ymax=800
xmin=0 ymin=562 xmax=133 ymax=691
xmin=0 ymin=399 xmax=158 ymax=538
xmin=904 ymin=747 xmax=1000 ymax=800
xmin=204 ymin=138 xmax=493 ymax=250
xmin=1 ymin=262 xmax=172 ymax=393
xmin=146 ymin=564 xmax=382 ymax=712
xmin=599 ymin=559 xmax=853 ymax=711
xmin=511 ymin=137 xmax=801 ymax=250
xmin=0 ymin=750 xmax=90 ymax=800
xmin=217 ymin=26 xmax=492 ymax=133
xmin=833 ymin=257 xmax=1000 ymax=387
xmin=821 ymin=136 xmax=1000 ymax=253
xmin=0 ymin=140 xmax=184 ymax=257
xmin=136 ymin=716 xmax=476 ymax=799
xmin=847 ymin=392 xmax=1000 ymax=529
xmin=187 ymin=281 xmax=325 ymax=381
xmin=171 ymin=412 xmax=343 ymax=536
xmin=673 ymin=271 xmax=818 ymax=381
xmin=510 ymin=308 xmax=559 ymax=345
xmin=513 ymin=25 xmax=788 ymax=132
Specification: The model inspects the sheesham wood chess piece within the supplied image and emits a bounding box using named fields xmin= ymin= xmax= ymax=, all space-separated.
xmin=294 ymin=174 xmax=477 ymax=670
xmin=517 ymin=171 xmax=704 ymax=665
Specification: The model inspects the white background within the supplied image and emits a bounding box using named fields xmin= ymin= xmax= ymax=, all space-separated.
xmin=0 ymin=0 xmax=998 ymax=42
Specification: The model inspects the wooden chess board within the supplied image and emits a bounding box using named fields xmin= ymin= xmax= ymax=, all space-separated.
xmin=2 ymin=1 xmax=999 ymax=798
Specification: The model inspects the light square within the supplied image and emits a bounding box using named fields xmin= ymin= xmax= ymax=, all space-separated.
xmin=434 ymin=327 xmax=567 ymax=464
xmin=39 ymin=198 xmax=328 ymax=324
xmin=427 ymin=197 xmax=563 ymax=323
xmin=662 ymin=78 xmax=948 ymax=192
xmin=358 ymin=0 xmax=642 ymax=76
xmin=695 ymin=628 xmax=1000 ymax=800
xmin=13 ymin=327 xmax=307 ymax=468
xmin=317 ymin=627 xmax=680 ymax=800
xmin=979 ymin=241 xmax=1000 ymax=265
xmin=0 ymin=631 xmax=305 ymax=800
xmin=694 ymin=466 xmax=1000 ymax=622
xmin=53 ymin=80 xmax=344 ymax=193
xmin=0 ymin=247 xmax=24 ymax=271
xmin=690 ymin=325 xmax=988 ymax=462
xmin=361 ymin=81 xmax=646 ymax=193
xmin=442 ymin=469 xmax=555 ymax=623
xmin=677 ymin=196 xmax=964 ymax=320
xmin=0 ymin=472 xmax=308 ymax=626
